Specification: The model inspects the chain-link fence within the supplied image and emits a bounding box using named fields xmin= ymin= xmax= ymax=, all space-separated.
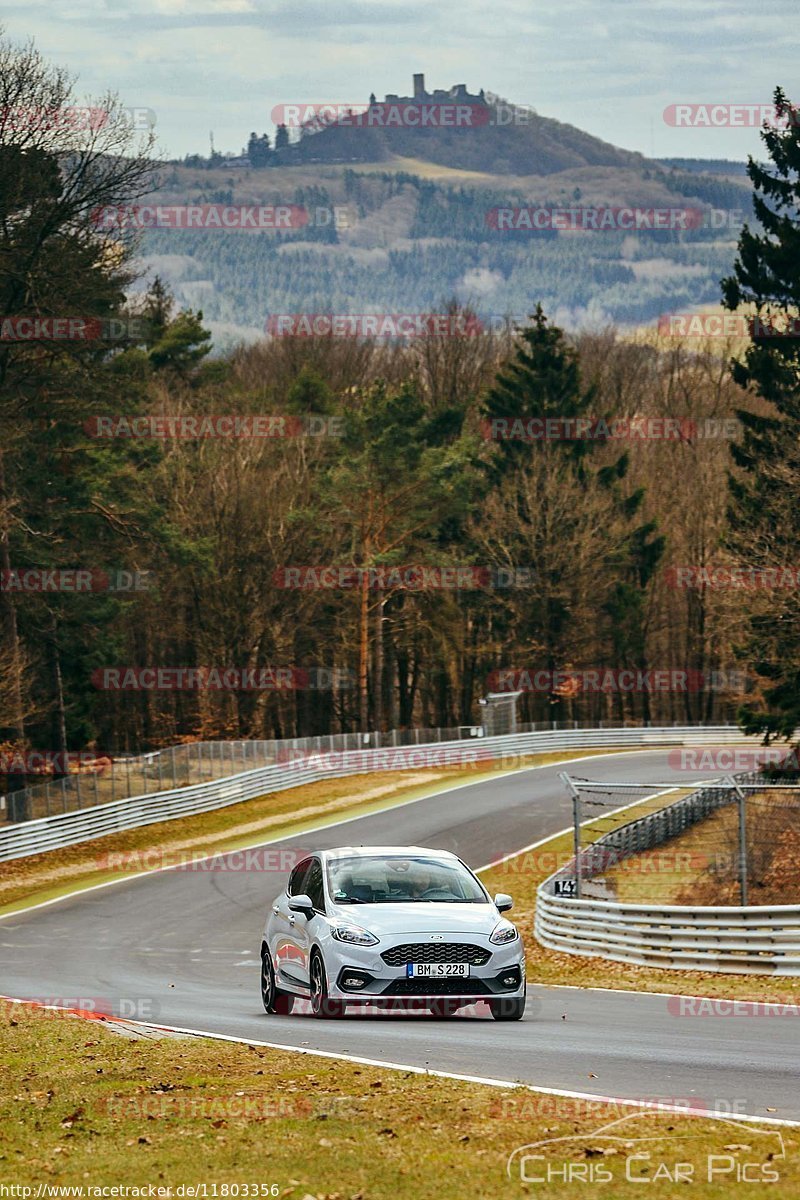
xmin=0 ymin=728 xmax=473 ymax=823
xmin=1 ymin=718 xmax=739 ymax=825
xmin=553 ymin=765 xmax=800 ymax=906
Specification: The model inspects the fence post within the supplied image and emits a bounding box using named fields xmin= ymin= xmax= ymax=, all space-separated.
xmin=727 ymin=775 xmax=748 ymax=906
xmin=560 ymin=771 xmax=582 ymax=899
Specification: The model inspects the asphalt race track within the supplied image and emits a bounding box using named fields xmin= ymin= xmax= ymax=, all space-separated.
xmin=2 ymin=749 xmax=797 ymax=1122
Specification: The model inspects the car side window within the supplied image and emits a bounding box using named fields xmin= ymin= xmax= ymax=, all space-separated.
xmin=304 ymin=858 xmax=326 ymax=914
xmin=287 ymin=858 xmax=312 ymax=896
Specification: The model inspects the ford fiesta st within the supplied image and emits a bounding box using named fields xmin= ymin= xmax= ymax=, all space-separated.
xmin=260 ymin=846 xmax=526 ymax=1019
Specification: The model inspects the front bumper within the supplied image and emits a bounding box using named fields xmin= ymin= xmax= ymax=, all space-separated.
xmin=325 ymin=934 xmax=525 ymax=1005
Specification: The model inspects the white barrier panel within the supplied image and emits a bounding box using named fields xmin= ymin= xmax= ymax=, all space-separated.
xmin=535 ymin=889 xmax=800 ymax=976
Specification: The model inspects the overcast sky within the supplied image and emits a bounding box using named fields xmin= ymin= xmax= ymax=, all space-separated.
xmin=2 ymin=0 xmax=797 ymax=161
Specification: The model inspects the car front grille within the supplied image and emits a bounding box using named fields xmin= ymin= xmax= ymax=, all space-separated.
xmin=381 ymin=942 xmax=491 ymax=967
xmin=382 ymin=977 xmax=491 ymax=996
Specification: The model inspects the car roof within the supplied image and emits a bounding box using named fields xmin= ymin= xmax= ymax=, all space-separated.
xmin=317 ymin=846 xmax=459 ymax=861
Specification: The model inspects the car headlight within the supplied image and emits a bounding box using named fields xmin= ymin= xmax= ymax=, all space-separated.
xmin=490 ymin=922 xmax=518 ymax=945
xmin=331 ymin=923 xmax=379 ymax=947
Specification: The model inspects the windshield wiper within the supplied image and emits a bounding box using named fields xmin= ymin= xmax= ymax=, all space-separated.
xmin=335 ymin=894 xmax=368 ymax=904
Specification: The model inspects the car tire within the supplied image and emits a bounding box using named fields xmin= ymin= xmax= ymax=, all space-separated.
xmin=309 ymin=950 xmax=345 ymax=1018
xmin=261 ymin=946 xmax=293 ymax=1015
xmin=489 ymin=995 xmax=526 ymax=1021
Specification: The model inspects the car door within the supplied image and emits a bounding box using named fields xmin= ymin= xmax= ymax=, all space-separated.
xmin=273 ymin=857 xmax=312 ymax=992
xmin=289 ymin=856 xmax=326 ymax=987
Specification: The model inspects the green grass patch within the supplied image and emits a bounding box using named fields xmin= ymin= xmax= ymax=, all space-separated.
xmin=1 ymin=1004 xmax=795 ymax=1197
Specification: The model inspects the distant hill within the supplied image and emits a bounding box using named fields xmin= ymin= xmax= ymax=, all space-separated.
xmin=149 ymin=85 xmax=755 ymax=349
xmin=295 ymin=105 xmax=647 ymax=177
xmin=235 ymin=76 xmax=648 ymax=177
xmin=136 ymin=151 xmax=753 ymax=352
xmin=655 ymin=158 xmax=752 ymax=177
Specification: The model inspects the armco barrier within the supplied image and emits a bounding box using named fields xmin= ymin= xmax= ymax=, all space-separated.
xmin=0 ymin=725 xmax=753 ymax=863
xmin=536 ymin=770 xmax=800 ymax=975
xmin=535 ymin=891 xmax=800 ymax=975
xmin=1 ymin=727 xmax=488 ymax=822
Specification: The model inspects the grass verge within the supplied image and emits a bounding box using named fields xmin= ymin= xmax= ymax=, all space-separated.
xmin=1 ymin=1004 xmax=795 ymax=1197
xmin=599 ymin=788 xmax=800 ymax=908
xmin=0 ymin=749 xmax=628 ymax=917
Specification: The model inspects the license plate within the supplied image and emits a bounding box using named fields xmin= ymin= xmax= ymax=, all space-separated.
xmin=406 ymin=963 xmax=470 ymax=978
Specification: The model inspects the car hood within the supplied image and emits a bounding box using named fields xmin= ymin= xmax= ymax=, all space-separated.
xmin=328 ymin=901 xmax=504 ymax=938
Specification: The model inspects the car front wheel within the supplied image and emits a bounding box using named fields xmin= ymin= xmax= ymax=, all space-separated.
xmin=489 ymin=995 xmax=526 ymax=1021
xmin=261 ymin=946 xmax=293 ymax=1015
xmin=309 ymin=951 xmax=345 ymax=1018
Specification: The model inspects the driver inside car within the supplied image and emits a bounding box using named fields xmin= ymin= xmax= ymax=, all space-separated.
xmin=387 ymin=858 xmax=432 ymax=899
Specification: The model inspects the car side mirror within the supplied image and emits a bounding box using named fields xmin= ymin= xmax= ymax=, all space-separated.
xmin=288 ymin=894 xmax=314 ymax=918
xmin=494 ymin=893 xmax=513 ymax=913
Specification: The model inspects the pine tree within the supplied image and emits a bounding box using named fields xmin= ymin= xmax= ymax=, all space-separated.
xmin=247 ymin=132 xmax=271 ymax=168
xmin=482 ymin=305 xmax=598 ymax=479
xmin=721 ymin=87 xmax=800 ymax=742
xmin=137 ymin=280 xmax=212 ymax=378
xmin=480 ymin=307 xmax=663 ymax=719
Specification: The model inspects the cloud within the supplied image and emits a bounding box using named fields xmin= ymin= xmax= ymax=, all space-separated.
xmin=1 ymin=0 xmax=793 ymax=158
xmin=458 ymin=267 xmax=503 ymax=297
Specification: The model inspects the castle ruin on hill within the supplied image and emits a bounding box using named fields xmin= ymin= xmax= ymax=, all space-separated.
xmin=384 ymin=74 xmax=486 ymax=106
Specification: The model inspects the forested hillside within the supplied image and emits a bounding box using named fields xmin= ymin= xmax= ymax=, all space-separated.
xmin=138 ymin=161 xmax=752 ymax=347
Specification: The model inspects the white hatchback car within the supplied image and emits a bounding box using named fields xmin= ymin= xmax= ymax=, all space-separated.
xmin=260 ymin=846 xmax=526 ymax=1019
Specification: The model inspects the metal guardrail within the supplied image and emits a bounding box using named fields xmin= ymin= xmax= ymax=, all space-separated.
xmin=1 ymin=726 xmax=488 ymax=824
xmin=535 ymin=892 xmax=800 ymax=975
xmin=3 ymin=717 xmax=735 ymax=825
xmin=536 ymin=770 xmax=800 ymax=975
xmin=0 ymin=724 xmax=751 ymax=863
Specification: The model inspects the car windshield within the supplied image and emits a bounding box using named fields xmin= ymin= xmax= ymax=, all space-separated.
xmin=327 ymin=855 xmax=488 ymax=904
